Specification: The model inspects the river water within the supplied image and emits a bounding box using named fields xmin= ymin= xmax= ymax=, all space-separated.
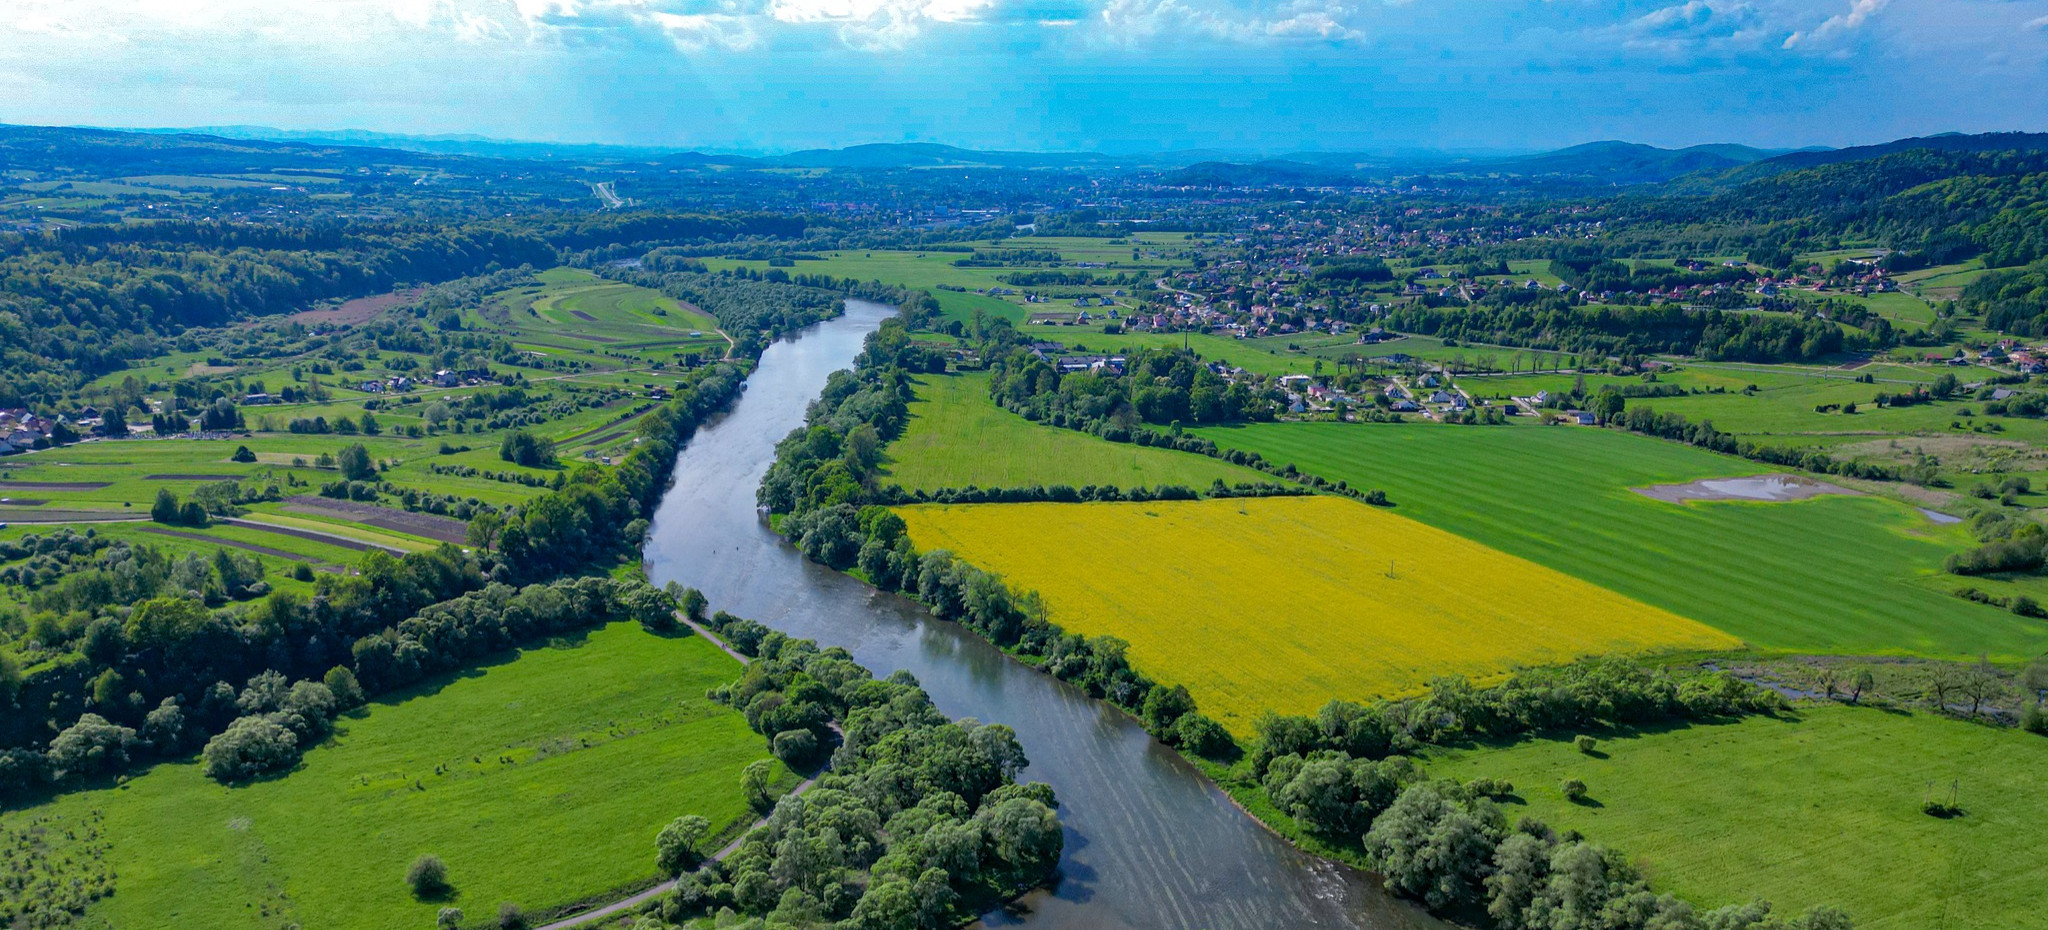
xmin=643 ymin=301 xmax=1439 ymax=930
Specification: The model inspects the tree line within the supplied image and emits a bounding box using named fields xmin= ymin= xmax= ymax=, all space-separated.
xmin=658 ymin=604 xmax=1063 ymax=928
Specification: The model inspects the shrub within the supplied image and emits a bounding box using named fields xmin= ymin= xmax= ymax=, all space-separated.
xmin=2022 ymin=703 xmax=2048 ymax=736
xmin=1561 ymin=778 xmax=1588 ymax=803
xmin=1573 ymin=734 xmax=1598 ymax=754
xmin=496 ymin=902 xmax=526 ymax=929
xmin=1173 ymin=713 xmax=1235 ymax=758
xmin=201 ymin=714 xmax=300 ymax=782
xmin=437 ymin=907 xmax=464 ymax=929
xmin=407 ymin=854 xmax=451 ymax=898
xmin=772 ymin=728 xmax=819 ymax=768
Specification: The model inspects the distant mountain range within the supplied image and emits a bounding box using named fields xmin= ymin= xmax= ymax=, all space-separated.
xmin=20 ymin=122 xmax=2048 ymax=187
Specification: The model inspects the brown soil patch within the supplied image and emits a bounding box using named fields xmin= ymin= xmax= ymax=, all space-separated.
xmin=144 ymin=473 xmax=244 ymax=481
xmin=283 ymin=495 xmax=469 ymax=544
xmin=570 ymin=309 xmax=598 ymax=322
xmin=289 ymin=289 xmax=420 ymax=325
xmin=0 ymin=481 xmax=112 ymax=491
xmin=0 ymin=510 xmax=143 ymax=523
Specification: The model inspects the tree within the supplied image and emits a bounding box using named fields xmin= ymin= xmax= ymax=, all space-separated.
xmin=323 ymin=666 xmax=367 ymax=709
xmin=151 ymin=488 xmax=181 ymax=524
xmin=655 ymin=814 xmax=711 ymax=875
xmin=1363 ymin=784 xmax=1504 ymax=911
xmin=2022 ymin=660 xmax=2048 ymax=707
xmin=1141 ymin=684 xmax=1196 ymax=736
xmin=336 ymin=443 xmax=377 ymax=482
xmin=99 ymin=406 xmax=129 ymax=438
xmin=1560 ymin=778 xmax=1589 ymax=803
xmin=742 ymin=759 xmax=776 ymax=812
xmin=496 ymin=902 xmax=525 ymax=930
xmin=407 ymin=854 xmax=452 ymax=898
xmin=1848 ymin=666 xmax=1877 ymax=705
xmin=677 ymin=586 xmax=709 ymax=623
xmin=231 ymin=445 xmax=257 ymax=463
xmin=499 ymin=430 xmax=558 ymax=468
xmin=465 ymin=510 xmax=503 ymax=551
xmin=1962 ymin=661 xmax=2007 ymax=717
xmin=772 ymin=729 xmax=819 ymax=768
xmin=359 ymin=411 xmax=381 ymax=436
xmin=1813 ymin=665 xmax=1841 ymax=701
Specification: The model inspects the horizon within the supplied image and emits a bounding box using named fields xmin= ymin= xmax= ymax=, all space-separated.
xmin=28 ymin=120 xmax=2016 ymax=161
xmin=5 ymin=1 xmax=2045 ymax=153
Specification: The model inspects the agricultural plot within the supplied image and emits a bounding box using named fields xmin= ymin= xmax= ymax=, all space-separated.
xmin=883 ymin=373 xmax=1268 ymax=492
xmin=1428 ymin=704 xmax=2048 ymax=930
xmin=0 ymin=268 xmax=720 ymax=562
xmin=0 ymin=622 xmax=786 ymax=930
xmin=896 ymin=496 xmax=1738 ymax=735
xmin=1188 ymin=423 xmax=2048 ymax=659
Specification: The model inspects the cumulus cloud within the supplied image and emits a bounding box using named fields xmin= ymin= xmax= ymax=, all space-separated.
xmin=1603 ymin=0 xmax=1768 ymax=53
xmin=1783 ymin=0 xmax=1890 ymax=49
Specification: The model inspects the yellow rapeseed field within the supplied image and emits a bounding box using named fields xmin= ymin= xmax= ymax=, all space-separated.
xmin=897 ymin=496 xmax=1742 ymax=736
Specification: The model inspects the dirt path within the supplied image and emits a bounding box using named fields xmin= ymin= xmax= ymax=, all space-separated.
xmin=532 ymin=612 xmax=828 ymax=930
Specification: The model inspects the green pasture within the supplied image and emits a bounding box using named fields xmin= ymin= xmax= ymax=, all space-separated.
xmin=2 ymin=621 xmax=786 ymax=930
xmin=883 ymin=372 xmax=1267 ymax=492
xmin=1189 ymin=422 xmax=2048 ymax=659
xmin=1429 ymin=704 xmax=2048 ymax=930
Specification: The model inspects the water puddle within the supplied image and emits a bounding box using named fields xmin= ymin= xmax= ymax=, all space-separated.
xmin=1631 ymin=474 xmax=1860 ymax=504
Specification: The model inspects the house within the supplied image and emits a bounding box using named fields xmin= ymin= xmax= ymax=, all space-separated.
xmin=1418 ymin=374 xmax=1441 ymax=388
xmin=1429 ymin=390 xmax=1456 ymax=405
xmin=1566 ymin=410 xmax=1597 ymax=425
xmin=244 ymin=393 xmax=276 ymax=405
xmin=1390 ymin=400 xmax=1421 ymax=412
xmin=433 ymin=369 xmax=461 ymax=387
xmin=1532 ymin=390 xmax=1550 ymax=404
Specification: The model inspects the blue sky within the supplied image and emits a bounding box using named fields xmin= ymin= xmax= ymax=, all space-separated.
xmin=3 ymin=0 xmax=2045 ymax=154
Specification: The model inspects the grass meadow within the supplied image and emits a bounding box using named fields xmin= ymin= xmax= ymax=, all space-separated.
xmin=896 ymin=496 xmax=1737 ymax=735
xmin=1189 ymin=423 xmax=2048 ymax=660
xmin=0 ymin=622 xmax=783 ymax=930
xmin=1428 ymin=704 xmax=2048 ymax=930
xmin=882 ymin=372 xmax=1268 ymax=491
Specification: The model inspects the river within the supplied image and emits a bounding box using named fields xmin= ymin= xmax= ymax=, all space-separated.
xmin=643 ymin=301 xmax=1439 ymax=930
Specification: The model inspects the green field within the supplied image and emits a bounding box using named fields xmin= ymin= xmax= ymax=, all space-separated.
xmin=1190 ymin=423 xmax=2048 ymax=659
xmin=1 ymin=621 xmax=783 ymax=930
xmin=1429 ymin=704 xmax=2048 ymax=930
xmin=883 ymin=372 xmax=1268 ymax=491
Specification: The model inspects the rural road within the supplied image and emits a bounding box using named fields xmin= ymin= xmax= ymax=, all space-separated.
xmin=531 ymin=612 xmax=830 ymax=930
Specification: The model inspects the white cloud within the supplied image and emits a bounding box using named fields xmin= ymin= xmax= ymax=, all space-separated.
xmin=1783 ymin=0 xmax=1890 ymax=49
xmin=1097 ymin=0 xmax=1371 ymax=44
xmin=1604 ymin=0 xmax=1767 ymax=53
